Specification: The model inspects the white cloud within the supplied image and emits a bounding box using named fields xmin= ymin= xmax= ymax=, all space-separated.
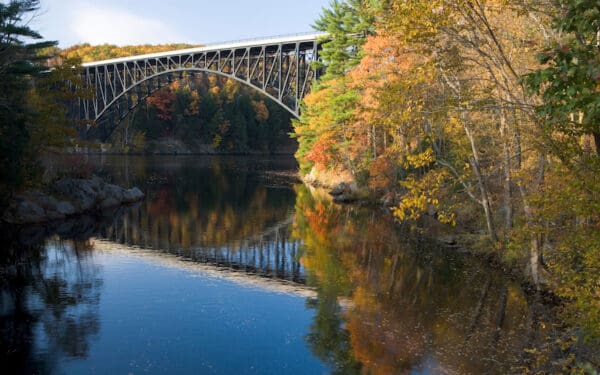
xmin=68 ymin=2 xmax=188 ymax=46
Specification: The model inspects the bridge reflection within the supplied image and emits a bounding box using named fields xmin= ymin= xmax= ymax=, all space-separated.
xmin=92 ymin=238 xmax=315 ymax=298
xmin=97 ymin=206 xmax=306 ymax=284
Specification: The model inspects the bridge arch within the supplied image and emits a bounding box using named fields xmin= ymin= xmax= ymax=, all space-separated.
xmin=76 ymin=33 xmax=324 ymax=141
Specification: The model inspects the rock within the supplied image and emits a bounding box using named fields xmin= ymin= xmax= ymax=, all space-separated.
xmin=5 ymin=199 xmax=47 ymax=224
xmin=147 ymin=138 xmax=191 ymax=154
xmin=329 ymin=182 xmax=358 ymax=197
xmin=98 ymin=197 xmax=120 ymax=210
xmin=379 ymin=192 xmax=397 ymax=207
xmin=18 ymin=190 xmax=58 ymax=210
xmin=54 ymin=220 xmax=75 ymax=236
xmin=97 ymin=183 xmax=125 ymax=203
xmin=87 ymin=175 xmax=104 ymax=191
xmin=46 ymin=210 xmax=66 ymax=221
xmin=122 ymin=187 xmax=144 ymax=203
xmin=52 ymin=178 xmax=98 ymax=211
xmin=333 ymin=193 xmax=358 ymax=204
xmin=69 ymin=215 xmax=98 ymax=239
xmin=329 ymin=182 xmax=351 ymax=196
xmin=55 ymin=201 xmax=76 ymax=216
xmin=2 ymin=175 xmax=145 ymax=225
xmin=329 ymin=182 xmax=360 ymax=203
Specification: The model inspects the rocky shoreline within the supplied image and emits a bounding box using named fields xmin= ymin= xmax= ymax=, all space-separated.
xmin=2 ymin=175 xmax=144 ymax=225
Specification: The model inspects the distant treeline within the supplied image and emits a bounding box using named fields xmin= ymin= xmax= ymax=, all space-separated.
xmin=61 ymin=43 xmax=199 ymax=62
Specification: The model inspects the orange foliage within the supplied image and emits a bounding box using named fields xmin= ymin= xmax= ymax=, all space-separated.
xmin=307 ymin=135 xmax=338 ymax=171
xmin=146 ymin=90 xmax=176 ymax=120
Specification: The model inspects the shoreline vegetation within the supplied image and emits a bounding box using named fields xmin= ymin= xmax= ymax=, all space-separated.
xmin=291 ymin=0 xmax=600 ymax=371
xmin=0 ymin=0 xmax=598 ymax=372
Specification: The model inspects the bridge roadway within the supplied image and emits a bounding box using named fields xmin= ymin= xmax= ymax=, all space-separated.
xmin=77 ymin=32 xmax=327 ymax=141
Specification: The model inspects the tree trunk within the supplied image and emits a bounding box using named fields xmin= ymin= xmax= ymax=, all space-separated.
xmin=517 ymin=156 xmax=546 ymax=289
xmin=464 ymin=123 xmax=498 ymax=242
xmin=593 ymin=132 xmax=600 ymax=156
xmin=529 ymin=234 xmax=541 ymax=287
xmin=500 ymin=108 xmax=512 ymax=236
xmin=372 ymin=123 xmax=377 ymax=159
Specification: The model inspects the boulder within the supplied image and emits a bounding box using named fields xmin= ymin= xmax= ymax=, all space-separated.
xmin=122 ymin=187 xmax=144 ymax=203
xmin=16 ymin=191 xmax=75 ymax=222
xmin=97 ymin=183 xmax=125 ymax=203
xmin=333 ymin=193 xmax=358 ymax=204
xmin=52 ymin=178 xmax=97 ymax=211
xmin=4 ymin=199 xmax=47 ymax=224
xmin=55 ymin=201 xmax=76 ymax=216
xmin=329 ymin=182 xmax=358 ymax=197
xmin=2 ymin=174 xmax=145 ymax=225
xmin=98 ymin=197 xmax=120 ymax=210
xmin=46 ymin=210 xmax=66 ymax=221
xmin=18 ymin=190 xmax=58 ymax=211
xmin=329 ymin=182 xmax=359 ymax=203
xmin=54 ymin=220 xmax=75 ymax=236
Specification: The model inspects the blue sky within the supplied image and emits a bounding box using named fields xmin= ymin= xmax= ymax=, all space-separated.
xmin=33 ymin=0 xmax=331 ymax=47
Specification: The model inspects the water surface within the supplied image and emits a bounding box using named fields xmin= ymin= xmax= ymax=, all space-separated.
xmin=1 ymin=155 xmax=556 ymax=374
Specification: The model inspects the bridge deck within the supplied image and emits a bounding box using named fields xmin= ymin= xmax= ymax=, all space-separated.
xmin=82 ymin=32 xmax=328 ymax=67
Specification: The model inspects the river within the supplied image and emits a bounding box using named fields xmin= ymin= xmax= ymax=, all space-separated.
xmin=1 ymin=155 xmax=557 ymax=374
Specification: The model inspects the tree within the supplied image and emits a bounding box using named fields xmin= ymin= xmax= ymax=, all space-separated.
xmin=294 ymin=0 xmax=373 ymax=176
xmin=526 ymin=0 xmax=600 ymax=154
xmin=525 ymin=0 xmax=600 ymax=346
xmin=0 ymin=0 xmax=56 ymax=198
xmin=312 ymin=0 xmax=374 ymax=78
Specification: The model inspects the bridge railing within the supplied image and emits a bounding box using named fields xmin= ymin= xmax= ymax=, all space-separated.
xmin=203 ymin=31 xmax=328 ymax=48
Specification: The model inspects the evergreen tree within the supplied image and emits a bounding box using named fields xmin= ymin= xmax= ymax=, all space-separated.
xmin=0 ymin=0 xmax=56 ymax=198
xmin=294 ymin=0 xmax=374 ymax=174
xmin=313 ymin=0 xmax=374 ymax=78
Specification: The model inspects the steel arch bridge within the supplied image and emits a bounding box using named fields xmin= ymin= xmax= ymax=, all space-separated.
xmin=74 ymin=32 xmax=326 ymax=141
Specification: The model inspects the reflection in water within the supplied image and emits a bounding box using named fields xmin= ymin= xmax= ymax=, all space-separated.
xmin=0 ymin=237 xmax=101 ymax=374
xmin=292 ymin=185 xmax=557 ymax=374
xmin=1 ymin=155 xmax=562 ymax=374
xmin=95 ymin=155 xmax=305 ymax=282
xmin=48 ymin=155 xmax=305 ymax=282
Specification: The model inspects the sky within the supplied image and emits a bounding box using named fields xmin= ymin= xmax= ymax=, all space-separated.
xmin=31 ymin=0 xmax=331 ymax=47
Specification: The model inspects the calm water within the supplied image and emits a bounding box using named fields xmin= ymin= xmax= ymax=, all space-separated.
xmin=1 ymin=155 xmax=556 ymax=374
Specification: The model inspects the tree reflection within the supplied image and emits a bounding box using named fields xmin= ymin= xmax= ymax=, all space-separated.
xmin=88 ymin=156 xmax=298 ymax=250
xmin=86 ymin=155 xmax=305 ymax=281
xmin=292 ymin=184 xmax=558 ymax=374
xmin=0 ymin=232 xmax=101 ymax=374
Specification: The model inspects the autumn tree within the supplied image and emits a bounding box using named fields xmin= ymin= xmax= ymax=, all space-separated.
xmin=294 ymin=0 xmax=373 ymax=176
xmin=527 ymin=0 xmax=600 ymax=155
xmin=525 ymin=0 xmax=600 ymax=346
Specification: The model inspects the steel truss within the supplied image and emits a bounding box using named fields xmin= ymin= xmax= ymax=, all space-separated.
xmin=76 ymin=34 xmax=323 ymax=141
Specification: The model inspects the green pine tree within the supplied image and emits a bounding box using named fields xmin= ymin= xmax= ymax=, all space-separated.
xmin=0 ymin=0 xmax=57 ymax=199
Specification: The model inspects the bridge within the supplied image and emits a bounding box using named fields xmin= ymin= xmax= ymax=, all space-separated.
xmin=75 ymin=32 xmax=327 ymax=141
